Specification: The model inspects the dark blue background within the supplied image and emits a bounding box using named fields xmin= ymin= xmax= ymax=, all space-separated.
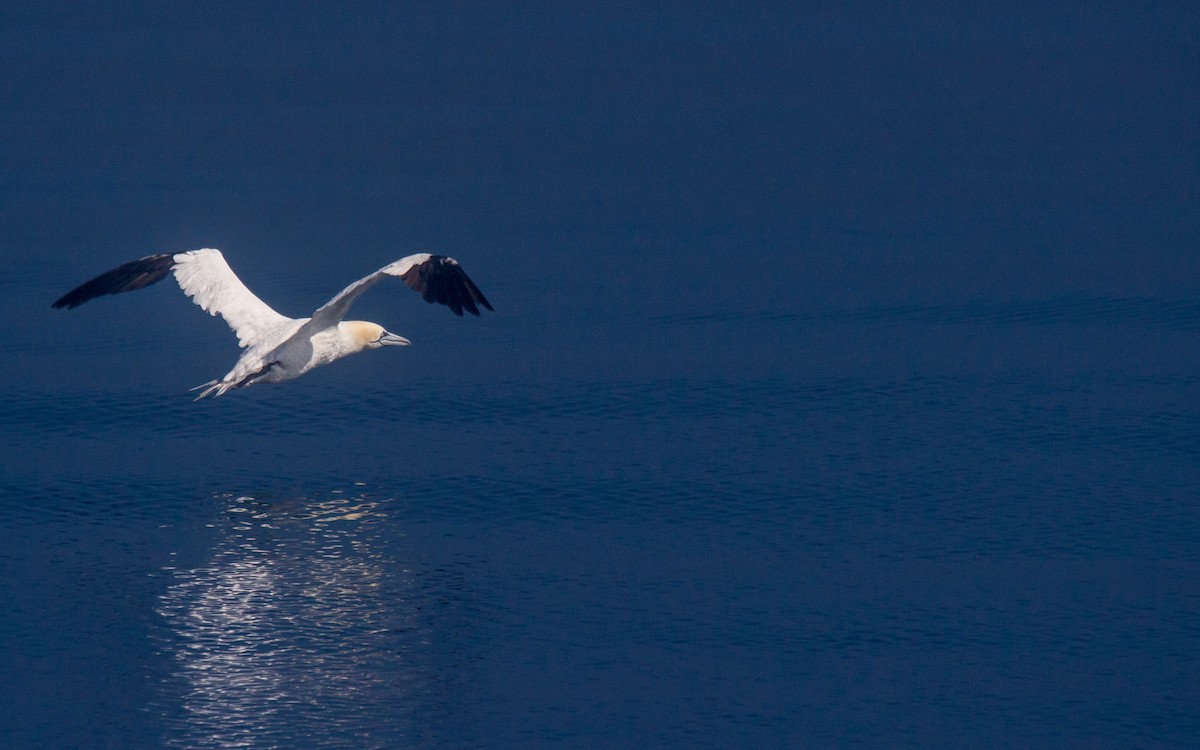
xmin=2 ymin=4 xmax=1198 ymax=748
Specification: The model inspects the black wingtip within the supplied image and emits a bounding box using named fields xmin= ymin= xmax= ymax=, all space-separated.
xmin=403 ymin=255 xmax=493 ymax=317
xmin=52 ymin=254 xmax=177 ymax=310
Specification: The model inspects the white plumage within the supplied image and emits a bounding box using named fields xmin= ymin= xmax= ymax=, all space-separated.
xmin=54 ymin=248 xmax=492 ymax=399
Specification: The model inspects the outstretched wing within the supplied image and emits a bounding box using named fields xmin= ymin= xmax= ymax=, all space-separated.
xmin=53 ymin=248 xmax=290 ymax=349
xmin=308 ymin=253 xmax=493 ymax=327
xmin=170 ymin=250 xmax=291 ymax=347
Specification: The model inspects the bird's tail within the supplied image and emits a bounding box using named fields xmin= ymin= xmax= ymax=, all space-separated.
xmin=189 ymin=379 xmax=235 ymax=401
xmin=191 ymin=359 xmax=276 ymax=400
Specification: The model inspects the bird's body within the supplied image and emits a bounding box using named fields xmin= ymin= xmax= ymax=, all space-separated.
xmin=53 ymin=249 xmax=492 ymax=398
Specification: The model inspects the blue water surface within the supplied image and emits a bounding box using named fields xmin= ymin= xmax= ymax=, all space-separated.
xmin=2 ymin=4 xmax=1198 ymax=748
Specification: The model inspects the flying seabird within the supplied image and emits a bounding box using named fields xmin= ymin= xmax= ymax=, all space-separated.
xmin=53 ymin=248 xmax=492 ymax=399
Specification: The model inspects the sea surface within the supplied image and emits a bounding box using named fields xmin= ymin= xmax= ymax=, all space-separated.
xmin=3 ymin=269 xmax=1198 ymax=748
xmin=2 ymin=5 xmax=1199 ymax=748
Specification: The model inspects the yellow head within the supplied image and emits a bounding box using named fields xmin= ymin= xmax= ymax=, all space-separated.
xmin=342 ymin=320 xmax=411 ymax=350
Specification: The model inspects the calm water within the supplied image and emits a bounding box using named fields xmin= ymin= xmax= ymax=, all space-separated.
xmin=3 ymin=302 xmax=1198 ymax=747
xmin=3 ymin=5 xmax=1199 ymax=748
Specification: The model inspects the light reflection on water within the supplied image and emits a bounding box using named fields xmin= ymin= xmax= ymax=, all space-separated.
xmin=156 ymin=490 xmax=432 ymax=750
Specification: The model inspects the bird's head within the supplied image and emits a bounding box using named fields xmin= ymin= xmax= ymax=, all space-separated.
xmin=344 ymin=320 xmax=411 ymax=350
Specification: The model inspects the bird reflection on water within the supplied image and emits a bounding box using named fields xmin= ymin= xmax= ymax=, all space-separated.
xmin=156 ymin=490 xmax=432 ymax=749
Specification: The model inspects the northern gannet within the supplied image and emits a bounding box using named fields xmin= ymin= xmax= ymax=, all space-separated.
xmin=53 ymin=249 xmax=492 ymax=399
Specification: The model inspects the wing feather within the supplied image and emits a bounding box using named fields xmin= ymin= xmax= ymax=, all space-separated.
xmin=170 ymin=249 xmax=290 ymax=348
xmin=53 ymin=248 xmax=290 ymax=349
xmin=52 ymin=254 xmax=177 ymax=309
xmin=308 ymin=253 xmax=493 ymax=326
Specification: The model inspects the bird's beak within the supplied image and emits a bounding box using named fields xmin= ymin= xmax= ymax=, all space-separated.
xmin=379 ymin=331 xmax=411 ymax=346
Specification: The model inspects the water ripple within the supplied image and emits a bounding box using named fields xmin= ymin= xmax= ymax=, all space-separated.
xmin=655 ymin=295 xmax=1200 ymax=330
xmin=2 ymin=372 xmax=1196 ymax=561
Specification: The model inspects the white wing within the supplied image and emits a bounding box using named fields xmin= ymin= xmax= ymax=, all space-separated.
xmin=53 ymin=248 xmax=291 ymax=349
xmin=307 ymin=253 xmax=493 ymax=327
xmin=171 ymin=249 xmax=290 ymax=348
